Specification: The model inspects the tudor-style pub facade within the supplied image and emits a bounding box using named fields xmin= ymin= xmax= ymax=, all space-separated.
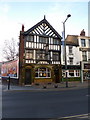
xmin=19 ymin=16 xmax=62 ymax=85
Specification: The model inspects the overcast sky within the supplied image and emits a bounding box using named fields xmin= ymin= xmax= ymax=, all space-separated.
xmin=0 ymin=0 xmax=89 ymax=62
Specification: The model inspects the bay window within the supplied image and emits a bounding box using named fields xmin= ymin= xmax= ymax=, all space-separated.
xmin=35 ymin=67 xmax=51 ymax=78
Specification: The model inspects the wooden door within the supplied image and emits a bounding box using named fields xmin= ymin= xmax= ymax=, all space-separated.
xmin=54 ymin=68 xmax=59 ymax=83
xmin=25 ymin=69 xmax=31 ymax=84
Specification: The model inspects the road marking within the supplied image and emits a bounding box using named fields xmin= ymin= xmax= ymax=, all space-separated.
xmin=86 ymin=95 xmax=90 ymax=97
xmin=58 ymin=113 xmax=89 ymax=119
xmin=78 ymin=116 xmax=88 ymax=118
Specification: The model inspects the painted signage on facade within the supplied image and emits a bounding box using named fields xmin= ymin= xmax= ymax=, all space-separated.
xmin=84 ymin=63 xmax=90 ymax=70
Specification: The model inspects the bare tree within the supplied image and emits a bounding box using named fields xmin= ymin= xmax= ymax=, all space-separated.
xmin=3 ymin=38 xmax=18 ymax=61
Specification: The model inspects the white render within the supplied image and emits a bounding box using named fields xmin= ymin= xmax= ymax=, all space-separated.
xmin=61 ymin=30 xmax=90 ymax=79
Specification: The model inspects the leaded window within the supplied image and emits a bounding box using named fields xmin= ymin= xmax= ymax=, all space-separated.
xmin=25 ymin=50 xmax=33 ymax=59
xmin=39 ymin=36 xmax=49 ymax=43
xmin=53 ymin=38 xmax=59 ymax=45
xmin=35 ymin=67 xmax=51 ymax=78
xmin=36 ymin=50 xmax=46 ymax=60
xmin=53 ymin=52 xmax=59 ymax=61
xmin=36 ymin=50 xmax=50 ymax=60
xmin=26 ymin=35 xmax=34 ymax=42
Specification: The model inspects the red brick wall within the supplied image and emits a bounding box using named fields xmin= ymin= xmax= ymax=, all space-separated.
xmin=19 ymin=30 xmax=24 ymax=85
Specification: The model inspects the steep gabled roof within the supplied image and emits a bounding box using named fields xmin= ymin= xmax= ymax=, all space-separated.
xmin=23 ymin=17 xmax=62 ymax=39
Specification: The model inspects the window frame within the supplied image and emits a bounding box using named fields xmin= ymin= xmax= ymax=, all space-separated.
xmin=25 ymin=50 xmax=33 ymax=59
xmin=69 ymin=70 xmax=74 ymax=77
xmin=81 ymin=39 xmax=86 ymax=47
xmin=82 ymin=51 xmax=87 ymax=61
xmin=53 ymin=52 xmax=59 ymax=61
xmin=35 ymin=67 xmax=51 ymax=78
xmin=89 ymin=39 xmax=90 ymax=47
xmin=39 ymin=36 xmax=49 ymax=43
xmin=76 ymin=70 xmax=80 ymax=77
xmin=26 ymin=35 xmax=34 ymax=42
xmin=69 ymin=57 xmax=73 ymax=65
xmin=69 ymin=46 xmax=73 ymax=55
xmin=53 ymin=38 xmax=60 ymax=45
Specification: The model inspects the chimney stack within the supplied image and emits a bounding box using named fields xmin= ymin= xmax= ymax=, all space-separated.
xmin=80 ymin=29 xmax=85 ymax=36
xmin=22 ymin=24 xmax=24 ymax=32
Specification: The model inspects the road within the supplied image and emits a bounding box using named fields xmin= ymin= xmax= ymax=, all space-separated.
xmin=2 ymin=88 xmax=89 ymax=119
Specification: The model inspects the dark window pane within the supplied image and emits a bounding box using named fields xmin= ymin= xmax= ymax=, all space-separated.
xmin=81 ymin=39 xmax=86 ymax=47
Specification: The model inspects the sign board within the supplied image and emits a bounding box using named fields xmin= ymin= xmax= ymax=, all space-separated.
xmin=79 ymin=48 xmax=90 ymax=51
xmin=1 ymin=59 xmax=18 ymax=77
xmin=84 ymin=63 xmax=90 ymax=69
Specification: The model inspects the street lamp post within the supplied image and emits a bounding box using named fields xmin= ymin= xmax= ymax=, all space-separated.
xmin=63 ymin=14 xmax=71 ymax=88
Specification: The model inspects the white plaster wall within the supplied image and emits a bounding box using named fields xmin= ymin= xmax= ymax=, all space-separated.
xmin=73 ymin=46 xmax=81 ymax=65
xmin=61 ymin=45 xmax=81 ymax=65
xmin=61 ymin=37 xmax=90 ymax=65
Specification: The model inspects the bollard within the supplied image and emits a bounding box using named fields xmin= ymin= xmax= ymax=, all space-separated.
xmin=54 ymin=84 xmax=58 ymax=88
xmin=43 ymin=85 xmax=47 ymax=89
xmin=8 ymin=76 xmax=10 ymax=90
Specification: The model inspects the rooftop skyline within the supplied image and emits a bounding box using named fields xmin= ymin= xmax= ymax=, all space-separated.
xmin=0 ymin=1 xmax=88 ymax=62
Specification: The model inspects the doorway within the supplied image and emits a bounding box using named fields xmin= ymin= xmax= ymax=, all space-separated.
xmin=25 ymin=69 xmax=32 ymax=84
xmin=54 ymin=68 xmax=59 ymax=83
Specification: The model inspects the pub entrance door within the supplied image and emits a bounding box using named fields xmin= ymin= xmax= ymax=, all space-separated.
xmin=25 ymin=69 xmax=32 ymax=84
xmin=54 ymin=68 xmax=60 ymax=83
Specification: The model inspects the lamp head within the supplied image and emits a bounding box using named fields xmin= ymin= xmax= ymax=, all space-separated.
xmin=67 ymin=14 xmax=71 ymax=18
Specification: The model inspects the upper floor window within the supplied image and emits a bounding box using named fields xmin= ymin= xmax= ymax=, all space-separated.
xmin=36 ymin=50 xmax=46 ymax=60
xmin=25 ymin=50 xmax=33 ymax=59
xmin=53 ymin=52 xmax=59 ymax=61
xmin=26 ymin=35 xmax=34 ymax=42
xmin=81 ymin=39 xmax=86 ymax=47
xmin=88 ymin=52 xmax=90 ymax=61
xmin=69 ymin=57 xmax=73 ymax=65
xmin=82 ymin=51 xmax=87 ymax=61
xmin=89 ymin=39 xmax=90 ymax=47
xmin=53 ymin=38 xmax=59 ymax=45
xmin=69 ymin=46 xmax=73 ymax=54
xmin=39 ymin=36 xmax=49 ymax=43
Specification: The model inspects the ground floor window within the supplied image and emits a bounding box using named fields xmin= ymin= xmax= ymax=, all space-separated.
xmin=62 ymin=69 xmax=80 ymax=77
xmin=69 ymin=70 xmax=74 ymax=77
xmin=35 ymin=67 xmax=51 ymax=78
xmin=76 ymin=70 xmax=80 ymax=77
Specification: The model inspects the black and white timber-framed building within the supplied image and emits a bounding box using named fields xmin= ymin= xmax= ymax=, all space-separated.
xmin=19 ymin=16 xmax=62 ymax=85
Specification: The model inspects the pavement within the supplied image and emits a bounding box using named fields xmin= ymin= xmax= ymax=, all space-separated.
xmin=1 ymin=80 xmax=88 ymax=92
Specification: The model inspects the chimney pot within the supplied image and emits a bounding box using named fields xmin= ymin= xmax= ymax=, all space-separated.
xmin=80 ymin=29 xmax=85 ymax=36
xmin=22 ymin=24 xmax=24 ymax=32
